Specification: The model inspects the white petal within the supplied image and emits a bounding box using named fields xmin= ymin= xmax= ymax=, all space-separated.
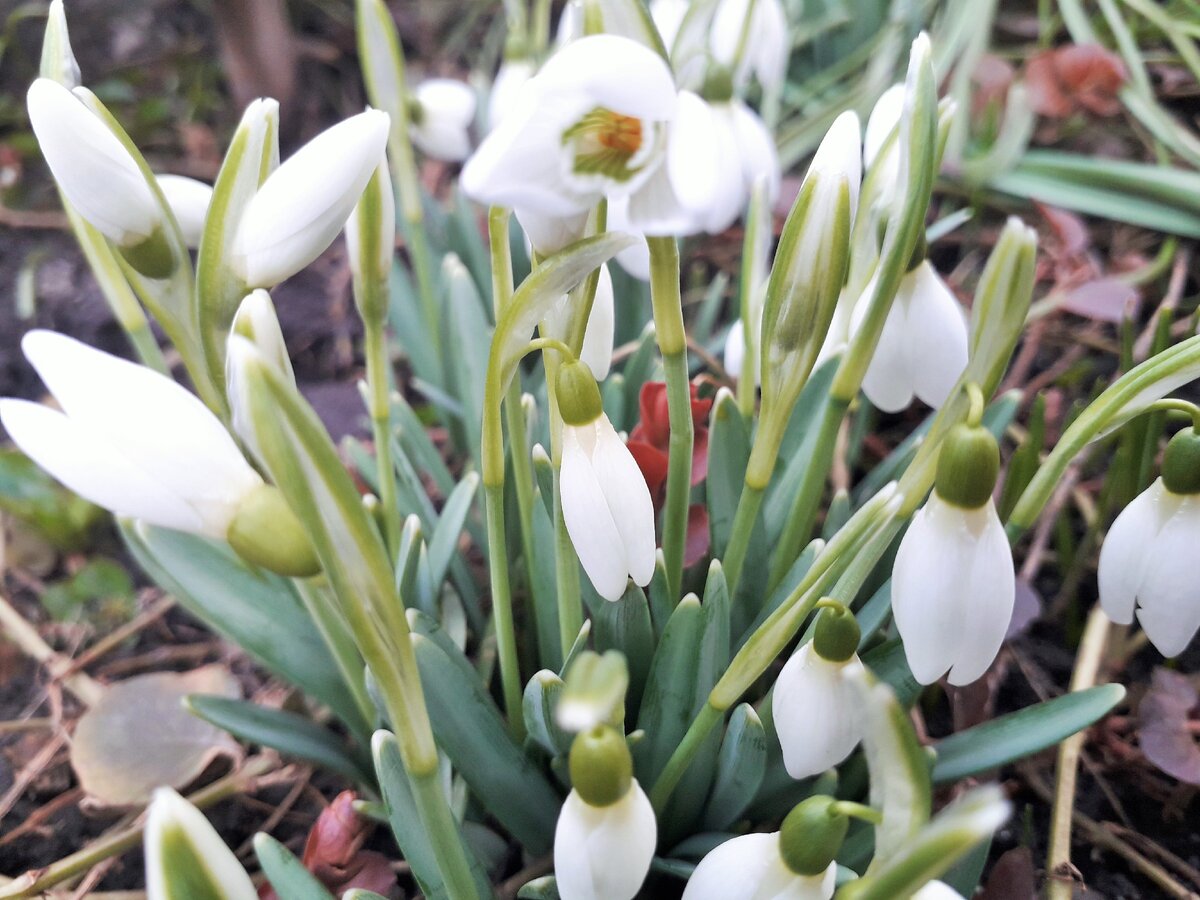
xmin=912 ymin=881 xmax=967 ymax=900
xmin=20 ymin=330 xmax=261 ymax=535
xmin=627 ymin=161 xmax=699 ymax=236
xmin=537 ymin=35 xmax=677 ymax=122
xmin=415 ymin=79 xmax=476 ymax=126
xmin=730 ymin=102 xmax=781 ymax=205
xmin=749 ymin=0 xmax=789 ymax=90
xmin=555 ymin=784 xmax=657 ymax=900
xmin=892 ymin=495 xmax=980 ymax=684
xmin=462 ymin=83 xmax=594 ymax=216
xmin=0 ymin=399 xmax=204 ymax=534
xmin=591 ymin=416 xmax=657 ymax=587
xmin=683 ymin=833 xmax=835 ymax=900
xmin=580 ymin=265 xmax=615 ymax=379
xmin=1098 ymin=479 xmax=1169 ymax=625
xmin=516 ymin=206 xmax=591 ymax=256
xmin=561 ymin=424 xmax=631 ymax=601
xmin=411 ymin=119 xmax=472 ymax=162
xmin=144 ymin=788 xmax=258 ymax=900
xmin=607 ymin=197 xmax=652 ymax=279
xmin=488 ymin=59 xmax=536 ymax=131
xmin=1135 ymin=494 xmax=1200 ymax=657
xmin=858 ymin=288 xmax=915 ymax=414
xmin=235 ymin=109 xmax=390 ymax=287
xmin=903 ymin=261 xmax=968 ymax=410
xmin=710 ymin=0 xmax=788 ymax=89
xmin=864 ymin=84 xmax=905 ymax=169
xmin=724 ymin=318 xmax=745 ymax=378
xmin=230 ymin=289 xmax=295 ymax=385
xmin=42 ymin=0 xmax=81 ymax=88
xmin=772 ymin=645 xmax=863 ymax=778
xmin=155 ymin=174 xmax=212 ymax=248
xmin=27 ymin=78 xmax=159 ymax=245
xmin=668 ymin=93 xmax=729 ymax=225
xmin=947 ymin=503 xmax=1014 ymax=686
xmin=808 ymin=110 xmax=862 ymax=219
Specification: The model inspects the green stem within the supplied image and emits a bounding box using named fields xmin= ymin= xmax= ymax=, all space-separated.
xmin=364 ymin=320 xmax=402 ymax=555
xmin=831 ymin=801 xmax=884 ymax=825
xmin=484 ymin=482 xmax=527 ymax=741
xmin=649 ymin=701 xmax=724 ymax=812
xmin=647 ymin=237 xmax=693 ymax=602
xmin=769 ymin=397 xmax=849 ymax=592
xmin=1148 ymin=398 xmax=1200 ymax=430
xmin=553 ymin=467 xmax=585 ymax=657
xmin=720 ymin=483 xmax=764 ymax=595
xmin=408 ymin=764 xmax=481 ymax=900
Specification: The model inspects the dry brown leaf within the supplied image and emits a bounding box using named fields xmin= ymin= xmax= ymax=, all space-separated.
xmin=1060 ymin=278 xmax=1140 ymax=323
xmin=1138 ymin=668 xmax=1200 ymax=785
xmin=71 ymin=665 xmax=241 ymax=806
xmin=978 ymin=846 xmax=1038 ymax=900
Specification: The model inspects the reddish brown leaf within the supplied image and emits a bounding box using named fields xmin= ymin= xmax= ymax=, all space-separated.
xmin=1138 ymin=668 xmax=1200 ymax=785
xmin=1025 ymin=44 xmax=1127 ymax=119
xmin=978 ymin=846 xmax=1038 ymax=900
xmin=972 ymin=54 xmax=1015 ymax=121
xmin=1060 ymin=277 xmax=1140 ymax=323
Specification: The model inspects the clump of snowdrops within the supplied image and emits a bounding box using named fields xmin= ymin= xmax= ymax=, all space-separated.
xmin=6 ymin=0 xmax=1200 ymax=898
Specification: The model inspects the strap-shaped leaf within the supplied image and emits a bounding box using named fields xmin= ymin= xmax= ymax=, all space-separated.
xmin=931 ymin=684 xmax=1125 ymax=784
xmin=253 ymin=834 xmax=335 ymax=900
xmin=701 ymin=703 xmax=767 ymax=831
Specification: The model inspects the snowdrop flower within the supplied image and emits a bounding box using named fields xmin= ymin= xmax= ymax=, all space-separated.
xmin=857 ymin=260 xmax=968 ymax=414
xmin=606 ymin=196 xmax=650 ymax=279
xmin=1099 ymin=426 xmax=1200 ymax=656
xmin=488 ymin=58 xmax=536 ymax=131
xmin=410 ymin=78 xmax=476 ymax=161
xmin=710 ymin=0 xmax=788 ymax=91
xmin=0 ymin=331 xmax=262 ymax=539
xmin=556 ymin=725 xmax=656 ymax=900
xmin=40 ymin=0 xmax=80 ymax=88
xmin=557 ymin=359 xmax=656 ymax=601
xmin=345 ymin=158 xmax=396 ymax=324
xmin=461 ymin=35 xmax=677 ymax=230
xmin=233 ymin=108 xmax=390 ymax=288
xmin=230 ymin=290 xmax=295 ymax=387
xmin=144 ymin=788 xmax=256 ymax=900
xmin=683 ymin=796 xmax=847 ymax=900
xmin=863 ymin=83 xmax=905 ymax=207
xmin=579 ymin=265 xmax=616 ymax=380
xmin=773 ymin=602 xmax=864 ymax=779
xmin=155 ymin=174 xmax=212 ymax=248
xmin=892 ymin=415 xmax=1014 ymax=685
xmin=27 ymin=78 xmax=162 ymax=251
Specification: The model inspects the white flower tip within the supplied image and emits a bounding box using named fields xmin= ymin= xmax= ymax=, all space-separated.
xmin=556 ymin=698 xmax=601 ymax=732
xmin=810 ymin=110 xmax=862 ymax=184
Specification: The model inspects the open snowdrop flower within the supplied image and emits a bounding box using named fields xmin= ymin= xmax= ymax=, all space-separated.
xmin=557 ymin=359 xmax=656 ymax=601
xmin=144 ymin=788 xmax=257 ymax=900
xmin=488 ymin=58 xmax=536 ymax=131
xmin=650 ymin=0 xmax=690 ymax=50
xmin=461 ymin=35 xmax=677 ymax=228
xmin=1099 ymin=426 xmax=1200 ymax=656
xmin=892 ymin=410 xmax=1014 ymax=685
xmin=27 ymin=78 xmax=168 ymax=271
xmin=545 ymin=265 xmax=616 ymax=380
xmin=155 ymin=174 xmax=212 ymax=248
xmin=683 ymin=796 xmax=848 ymax=900
xmin=773 ymin=602 xmax=864 ymax=779
xmin=0 ymin=331 xmax=318 ymax=576
xmin=857 ymin=259 xmax=968 ymax=414
xmin=409 ymin=78 xmax=476 ymax=161
xmin=555 ymin=725 xmax=656 ymax=900
xmin=233 ymin=108 xmax=390 ymax=288
xmin=606 ymin=196 xmax=651 ymax=279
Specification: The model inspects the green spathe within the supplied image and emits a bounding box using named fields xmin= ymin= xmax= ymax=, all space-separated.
xmin=226 ymin=483 xmax=321 ymax=577
xmin=1162 ymin=427 xmax=1200 ymax=495
xmin=119 ymin=225 xmax=176 ymax=279
xmin=569 ymin=724 xmax=633 ymax=807
xmin=778 ymin=796 xmax=849 ymax=876
xmin=934 ymin=423 xmax=999 ymax=510
xmin=556 ymin=360 xmax=604 ymax=426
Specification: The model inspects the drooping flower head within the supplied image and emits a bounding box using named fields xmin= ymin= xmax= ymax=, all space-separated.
xmin=409 ymin=78 xmax=476 ymax=162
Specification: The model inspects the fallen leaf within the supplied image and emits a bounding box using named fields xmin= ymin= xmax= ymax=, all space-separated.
xmin=978 ymin=846 xmax=1038 ymax=900
xmin=1060 ymin=278 xmax=1140 ymax=323
xmin=1138 ymin=668 xmax=1200 ymax=785
xmin=71 ymin=666 xmax=242 ymax=806
xmin=1026 ymin=44 xmax=1127 ymax=119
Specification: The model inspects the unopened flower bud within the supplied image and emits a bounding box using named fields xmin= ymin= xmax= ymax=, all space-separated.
xmin=226 ymin=483 xmax=320 ymax=577
xmin=779 ymin=796 xmax=849 ymax=876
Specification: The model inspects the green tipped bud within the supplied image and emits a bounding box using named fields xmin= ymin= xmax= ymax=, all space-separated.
xmin=1163 ymin=427 xmax=1200 ymax=495
xmin=569 ymin=725 xmax=633 ymax=807
xmin=559 ymin=650 xmax=629 ymax=733
xmin=779 ymin=795 xmax=849 ymax=876
xmin=934 ymin=423 xmax=999 ymax=509
xmin=119 ymin=226 xmax=176 ymax=279
xmin=556 ymin=359 xmax=604 ymax=426
xmin=227 ymin=483 xmax=321 ymax=577
xmin=813 ymin=600 xmax=861 ymax=663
